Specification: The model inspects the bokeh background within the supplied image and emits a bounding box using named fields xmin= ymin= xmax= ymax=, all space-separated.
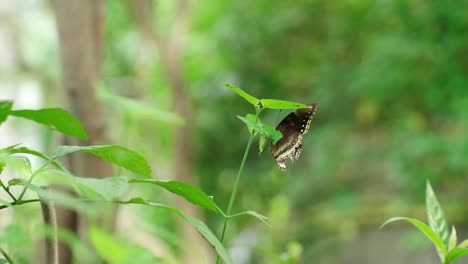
xmin=0 ymin=0 xmax=467 ymax=263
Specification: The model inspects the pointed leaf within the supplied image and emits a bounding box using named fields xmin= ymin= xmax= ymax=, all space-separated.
xmin=120 ymin=198 xmax=233 ymax=264
xmin=0 ymin=100 xmax=13 ymax=125
xmin=129 ymin=179 xmax=218 ymax=212
xmin=260 ymin=123 xmax=283 ymax=144
xmin=9 ymin=108 xmax=88 ymax=140
xmin=237 ymin=115 xmax=261 ymax=134
xmin=98 ymin=87 xmax=184 ymax=125
xmin=225 ymin=83 xmax=260 ymax=106
xmin=233 ymin=210 xmax=272 ymax=227
xmin=259 ymin=134 xmax=268 ymax=155
xmin=380 ymin=217 xmax=447 ymax=256
xmin=459 ymin=239 xmax=468 ymax=249
xmin=426 ymin=180 xmax=449 ymax=261
xmin=448 ymin=226 xmax=458 ymax=251
xmin=444 ymin=248 xmax=468 ymax=264
xmin=74 ymin=176 xmax=128 ymax=201
xmin=260 ymin=99 xmax=308 ymax=110
xmin=55 ymin=145 xmax=151 ymax=178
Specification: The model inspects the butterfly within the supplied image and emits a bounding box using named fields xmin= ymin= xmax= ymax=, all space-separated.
xmin=271 ymin=104 xmax=318 ymax=171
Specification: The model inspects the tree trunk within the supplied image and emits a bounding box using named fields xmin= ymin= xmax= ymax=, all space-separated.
xmin=126 ymin=1 xmax=212 ymax=263
xmin=50 ymin=0 xmax=111 ymax=263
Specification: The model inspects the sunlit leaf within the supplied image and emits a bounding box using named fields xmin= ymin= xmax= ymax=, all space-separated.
xmin=237 ymin=115 xmax=261 ymax=134
xmin=380 ymin=217 xmax=447 ymax=256
xmin=98 ymin=87 xmax=184 ymax=125
xmin=120 ymin=198 xmax=233 ymax=264
xmin=89 ymin=226 xmax=162 ymax=264
xmin=260 ymin=99 xmax=308 ymax=110
xmin=16 ymin=180 xmax=96 ymax=216
xmin=55 ymin=145 xmax=151 ymax=178
xmin=74 ymin=176 xmax=128 ymax=201
xmin=426 ymin=180 xmax=449 ymax=261
xmin=259 ymin=134 xmax=268 ymax=154
xmin=129 ymin=179 xmax=218 ymax=212
xmin=459 ymin=239 xmax=468 ymax=249
xmin=448 ymin=226 xmax=457 ymax=251
xmin=225 ymin=83 xmax=260 ymax=106
xmin=0 ymin=100 xmax=13 ymax=125
xmin=233 ymin=210 xmax=272 ymax=227
xmin=444 ymin=248 xmax=468 ymax=264
xmin=260 ymin=123 xmax=283 ymax=144
xmin=9 ymin=108 xmax=88 ymax=140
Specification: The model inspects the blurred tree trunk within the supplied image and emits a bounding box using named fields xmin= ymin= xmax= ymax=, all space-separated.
xmin=126 ymin=0 xmax=212 ymax=263
xmin=50 ymin=0 xmax=111 ymax=263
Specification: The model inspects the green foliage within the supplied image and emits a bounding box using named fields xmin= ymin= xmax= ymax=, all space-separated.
xmin=129 ymin=179 xmax=219 ymax=213
xmin=55 ymin=145 xmax=151 ymax=178
xmin=0 ymin=102 xmax=234 ymax=263
xmin=121 ymin=198 xmax=233 ymax=264
xmin=9 ymin=108 xmax=88 ymax=140
xmin=381 ymin=181 xmax=468 ymax=264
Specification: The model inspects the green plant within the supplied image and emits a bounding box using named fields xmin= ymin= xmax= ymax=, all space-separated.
xmin=0 ymin=87 xmax=312 ymax=264
xmin=215 ymin=83 xmax=311 ymax=264
xmin=381 ymin=180 xmax=468 ymax=264
xmin=0 ymin=100 xmax=232 ymax=264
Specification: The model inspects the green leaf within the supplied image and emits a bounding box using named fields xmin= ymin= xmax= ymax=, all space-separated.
xmin=459 ymin=239 xmax=468 ymax=249
xmin=380 ymin=217 xmax=447 ymax=256
xmin=0 ymin=100 xmax=13 ymax=125
xmin=120 ymin=198 xmax=233 ymax=264
xmin=448 ymin=226 xmax=458 ymax=251
xmin=89 ymin=226 xmax=129 ymax=263
xmin=260 ymin=123 xmax=283 ymax=144
xmin=259 ymin=134 xmax=268 ymax=154
xmin=426 ymin=180 xmax=449 ymax=261
xmin=260 ymin=99 xmax=308 ymax=110
xmin=129 ymin=179 xmax=218 ymax=212
xmin=9 ymin=108 xmax=88 ymax=140
xmin=237 ymin=115 xmax=261 ymax=134
xmin=89 ymin=226 xmax=162 ymax=264
xmin=35 ymin=169 xmax=128 ymax=201
xmin=4 ymin=146 xmax=63 ymax=170
xmin=55 ymin=145 xmax=151 ymax=178
xmin=0 ymin=258 xmax=7 ymax=264
xmin=74 ymin=176 xmax=128 ymax=201
xmin=225 ymin=83 xmax=260 ymax=106
xmin=98 ymin=86 xmax=184 ymax=125
xmin=232 ymin=210 xmax=272 ymax=227
xmin=444 ymin=248 xmax=468 ymax=264
xmin=0 ymin=199 xmax=13 ymax=208
xmin=8 ymin=178 xmax=22 ymax=186
xmin=17 ymin=180 xmax=96 ymax=216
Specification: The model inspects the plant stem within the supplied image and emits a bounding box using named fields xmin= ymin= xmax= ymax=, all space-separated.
xmin=0 ymin=199 xmax=41 ymax=210
xmin=17 ymin=161 xmax=50 ymax=201
xmin=0 ymin=247 xmax=14 ymax=264
xmin=216 ymin=132 xmax=255 ymax=264
xmin=0 ymin=180 xmax=16 ymax=202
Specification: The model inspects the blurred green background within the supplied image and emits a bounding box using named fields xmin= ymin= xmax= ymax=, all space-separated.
xmin=0 ymin=0 xmax=467 ymax=263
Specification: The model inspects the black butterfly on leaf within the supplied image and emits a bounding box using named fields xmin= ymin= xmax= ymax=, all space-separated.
xmin=271 ymin=104 xmax=318 ymax=171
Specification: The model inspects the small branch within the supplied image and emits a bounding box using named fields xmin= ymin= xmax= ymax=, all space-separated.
xmin=0 ymin=181 xmax=16 ymax=202
xmin=0 ymin=247 xmax=15 ymax=264
xmin=0 ymin=199 xmax=41 ymax=210
xmin=17 ymin=161 xmax=50 ymax=201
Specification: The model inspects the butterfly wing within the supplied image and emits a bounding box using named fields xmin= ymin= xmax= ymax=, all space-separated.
xmin=271 ymin=104 xmax=317 ymax=171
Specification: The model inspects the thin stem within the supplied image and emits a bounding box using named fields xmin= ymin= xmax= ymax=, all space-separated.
xmin=17 ymin=161 xmax=50 ymax=201
xmin=0 ymin=247 xmax=15 ymax=264
xmin=216 ymin=132 xmax=255 ymax=264
xmin=0 ymin=181 xmax=16 ymax=202
xmin=0 ymin=199 xmax=41 ymax=210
